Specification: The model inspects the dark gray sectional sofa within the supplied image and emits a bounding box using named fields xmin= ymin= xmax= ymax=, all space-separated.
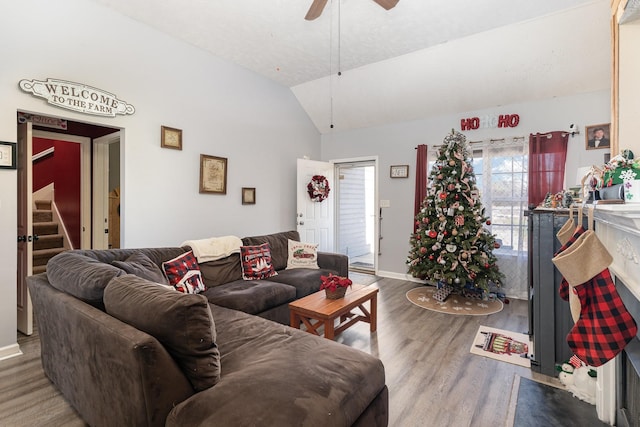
xmin=27 ymin=231 xmax=388 ymax=426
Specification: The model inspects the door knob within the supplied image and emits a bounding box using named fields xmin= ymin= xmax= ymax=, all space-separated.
xmin=17 ymin=235 xmax=26 ymax=243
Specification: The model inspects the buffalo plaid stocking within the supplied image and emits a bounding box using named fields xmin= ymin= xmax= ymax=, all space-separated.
xmin=566 ymin=269 xmax=637 ymax=367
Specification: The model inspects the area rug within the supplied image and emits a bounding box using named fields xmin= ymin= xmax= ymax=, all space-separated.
xmin=470 ymin=325 xmax=531 ymax=368
xmin=406 ymin=287 xmax=503 ymax=316
xmin=513 ymin=377 xmax=608 ymax=427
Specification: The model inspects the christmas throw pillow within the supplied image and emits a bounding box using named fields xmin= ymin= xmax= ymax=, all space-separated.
xmin=162 ymin=251 xmax=205 ymax=294
xmin=240 ymin=243 xmax=278 ymax=280
xmin=286 ymin=239 xmax=319 ymax=270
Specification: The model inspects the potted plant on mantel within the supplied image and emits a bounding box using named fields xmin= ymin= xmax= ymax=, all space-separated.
xmin=320 ymin=274 xmax=353 ymax=299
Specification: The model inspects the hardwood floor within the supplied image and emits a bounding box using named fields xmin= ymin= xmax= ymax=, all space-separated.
xmin=0 ymin=277 xmax=554 ymax=426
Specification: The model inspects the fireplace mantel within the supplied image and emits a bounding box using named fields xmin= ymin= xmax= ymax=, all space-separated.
xmin=594 ymin=204 xmax=640 ymax=301
xmin=593 ymin=204 xmax=640 ymax=425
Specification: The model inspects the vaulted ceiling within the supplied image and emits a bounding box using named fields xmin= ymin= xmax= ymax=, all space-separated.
xmin=90 ymin=0 xmax=611 ymax=133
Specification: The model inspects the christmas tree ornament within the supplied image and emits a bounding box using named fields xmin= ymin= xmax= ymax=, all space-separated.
xmin=494 ymin=242 xmax=501 ymax=249
xmin=449 ymin=160 xmax=456 ymax=166
xmin=455 ymin=194 xmax=460 ymax=200
xmin=439 ymin=193 xmax=447 ymax=200
xmin=428 ymin=255 xmax=435 ymax=260
xmin=454 ymin=277 xmax=461 ymax=284
xmin=428 ymin=230 xmax=437 ymax=238
xmin=420 ymin=247 xmax=427 ymax=254
xmin=452 ymin=229 xmax=458 ymax=236
xmin=486 ymin=220 xmax=492 ymax=225
xmin=446 ymin=244 xmax=457 ymax=253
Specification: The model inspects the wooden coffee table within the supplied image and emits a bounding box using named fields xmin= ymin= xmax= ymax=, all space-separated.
xmin=289 ymin=285 xmax=378 ymax=340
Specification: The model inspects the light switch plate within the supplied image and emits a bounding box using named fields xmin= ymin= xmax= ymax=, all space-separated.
xmin=380 ymin=199 xmax=391 ymax=208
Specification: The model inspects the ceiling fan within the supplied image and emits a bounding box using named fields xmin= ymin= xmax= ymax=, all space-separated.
xmin=305 ymin=0 xmax=399 ymax=21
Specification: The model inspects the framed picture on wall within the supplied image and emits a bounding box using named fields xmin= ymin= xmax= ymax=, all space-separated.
xmin=585 ymin=123 xmax=611 ymax=150
xmin=199 ymin=154 xmax=227 ymax=194
xmin=390 ymin=165 xmax=409 ymax=178
xmin=161 ymin=126 xmax=183 ymax=150
xmin=242 ymin=187 xmax=256 ymax=205
xmin=0 ymin=141 xmax=16 ymax=169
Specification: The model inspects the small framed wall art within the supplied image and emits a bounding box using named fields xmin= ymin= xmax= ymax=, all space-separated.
xmin=161 ymin=126 xmax=183 ymax=150
xmin=390 ymin=164 xmax=409 ymax=178
xmin=242 ymin=187 xmax=256 ymax=205
xmin=199 ymin=154 xmax=227 ymax=194
xmin=585 ymin=123 xmax=611 ymax=150
xmin=0 ymin=141 xmax=17 ymax=169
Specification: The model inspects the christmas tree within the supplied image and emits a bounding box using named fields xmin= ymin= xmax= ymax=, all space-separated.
xmin=407 ymin=130 xmax=504 ymax=293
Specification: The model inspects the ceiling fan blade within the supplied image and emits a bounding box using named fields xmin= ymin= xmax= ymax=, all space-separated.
xmin=372 ymin=0 xmax=399 ymax=10
xmin=305 ymin=0 xmax=329 ymax=20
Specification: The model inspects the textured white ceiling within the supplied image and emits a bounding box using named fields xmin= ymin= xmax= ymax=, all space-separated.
xmin=89 ymin=0 xmax=610 ymax=133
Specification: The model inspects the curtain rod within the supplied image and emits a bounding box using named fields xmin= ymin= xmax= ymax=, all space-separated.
xmin=424 ymin=136 xmax=526 ymax=149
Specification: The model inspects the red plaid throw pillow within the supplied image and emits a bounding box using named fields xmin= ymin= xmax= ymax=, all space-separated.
xmin=162 ymin=251 xmax=205 ymax=294
xmin=240 ymin=243 xmax=278 ymax=280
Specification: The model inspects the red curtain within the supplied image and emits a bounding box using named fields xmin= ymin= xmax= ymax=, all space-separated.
xmin=414 ymin=144 xmax=428 ymax=232
xmin=528 ymin=131 xmax=569 ymax=207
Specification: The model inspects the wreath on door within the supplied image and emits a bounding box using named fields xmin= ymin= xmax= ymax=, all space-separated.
xmin=307 ymin=175 xmax=330 ymax=202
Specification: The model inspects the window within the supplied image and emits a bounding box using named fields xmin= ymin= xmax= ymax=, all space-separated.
xmin=472 ymin=143 xmax=528 ymax=254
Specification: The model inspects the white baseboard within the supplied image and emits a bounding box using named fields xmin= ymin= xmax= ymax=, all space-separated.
xmin=376 ymin=270 xmax=427 ymax=283
xmin=0 ymin=343 xmax=23 ymax=361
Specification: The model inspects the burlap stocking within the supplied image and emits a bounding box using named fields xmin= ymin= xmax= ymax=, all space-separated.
xmin=556 ymin=206 xmax=576 ymax=246
xmin=554 ymin=225 xmax=586 ymax=317
xmin=552 ymin=230 xmax=637 ymax=367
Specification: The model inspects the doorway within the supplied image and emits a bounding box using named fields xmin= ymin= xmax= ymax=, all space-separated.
xmin=16 ymin=112 xmax=121 ymax=335
xmin=335 ymin=160 xmax=377 ymax=273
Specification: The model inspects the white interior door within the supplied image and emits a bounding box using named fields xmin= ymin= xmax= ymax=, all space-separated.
xmin=17 ymin=122 xmax=33 ymax=336
xmin=296 ymin=158 xmax=334 ymax=252
xmin=92 ymin=132 xmax=120 ymax=249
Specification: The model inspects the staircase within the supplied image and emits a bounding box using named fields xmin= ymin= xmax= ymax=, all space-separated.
xmin=32 ymin=200 xmax=66 ymax=274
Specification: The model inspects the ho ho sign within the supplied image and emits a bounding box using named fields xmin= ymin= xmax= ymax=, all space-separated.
xmin=19 ymin=78 xmax=135 ymax=117
xmin=460 ymin=114 xmax=520 ymax=131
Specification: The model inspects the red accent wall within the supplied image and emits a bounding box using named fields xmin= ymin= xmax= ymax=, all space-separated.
xmin=33 ymin=137 xmax=81 ymax=249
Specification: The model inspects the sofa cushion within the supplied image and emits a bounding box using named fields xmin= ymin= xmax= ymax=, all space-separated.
xmin=286 ymin=239 xmax=319 ymax=270
xmin=198 ymin=253 xmax=243 ymax=288
xmin=112 ymin=252 xmax=169 ymax=285
xmin=240 ymin=243 xmax=277 ymax=281
xmin=203 ymin=279 xmax=295 ymax=315
xmin=242 ymin=230 xmax=299 ymax=271
xmin=166 ymin=304 xmax=386 ymax=427
xmin=163 ymin=251 xmax=206 ymax=294
xmin=46 ymin=251 xmax=125 ymax=305
xmin=46 ymin=248 xmax=187 ymax=306
xmin=273 ymin=268 xmax=339 ymax=298
xmin=104 ymin=275 xmax=221 ymax=392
